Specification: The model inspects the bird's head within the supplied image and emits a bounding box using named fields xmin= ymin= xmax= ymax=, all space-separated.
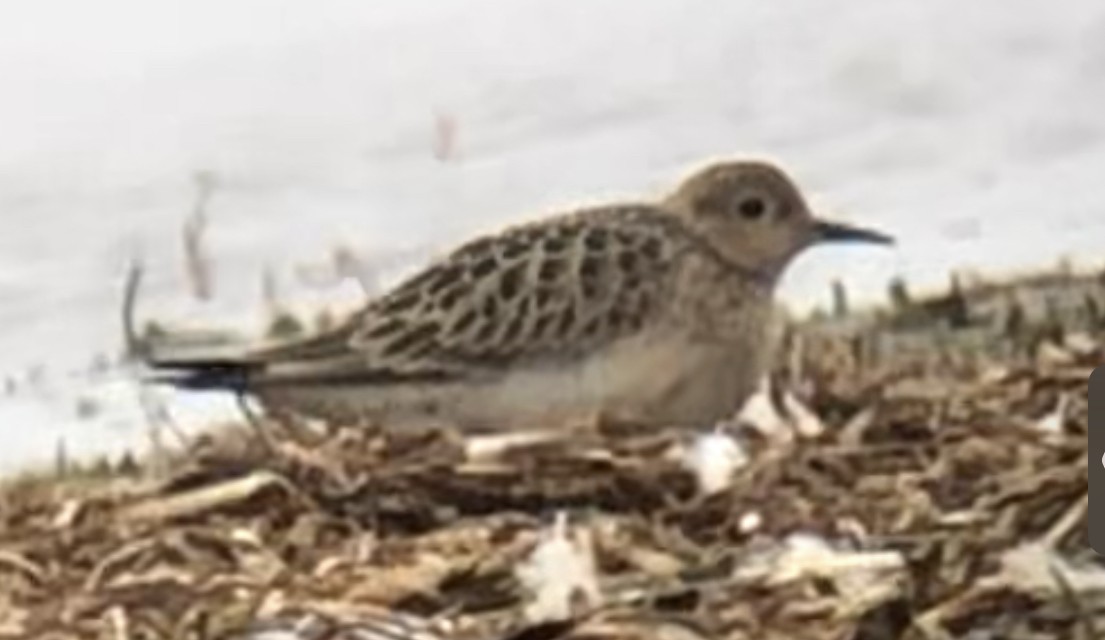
xmin=663 ymin=160 xmax=894 ymax=278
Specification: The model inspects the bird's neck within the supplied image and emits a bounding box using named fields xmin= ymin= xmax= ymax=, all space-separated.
xmin=674 ymin=226 xmax=782 ymax=292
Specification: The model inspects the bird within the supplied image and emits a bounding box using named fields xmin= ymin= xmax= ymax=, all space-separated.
xmin=146 ymin=159 xmax=893 ymax=433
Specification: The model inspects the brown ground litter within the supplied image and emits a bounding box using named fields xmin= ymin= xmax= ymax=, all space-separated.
xmin=0 ymin=337 xmax=1098 ymax=640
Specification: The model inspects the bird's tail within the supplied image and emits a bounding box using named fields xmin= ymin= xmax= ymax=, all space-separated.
xmin=120 ymin=258 xmax=272 ymax=396
xmin=142 ymin=357 xmax=261 ymax=394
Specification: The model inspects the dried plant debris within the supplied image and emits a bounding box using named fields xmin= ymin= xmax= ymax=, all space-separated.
xmin=0 ymin=330 xmax=1100 ymax=640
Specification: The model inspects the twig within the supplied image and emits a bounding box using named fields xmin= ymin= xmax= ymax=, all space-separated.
xmin=118 ymin=470 xmax=311 ymax=523
xmin=120 ymin=259 xmax=146 ymax=362
xmin=108 ymin=605 xmax=130 ymax=640
xmin=183 ymin=172 xmax=216 ymax=301
xmin=1040 ymin=493 xmax=1088 ymax=549
xmin=236 ymin=392 xmax=277 ymax=455
xmin=84 ymin=538 xmax=159 ymax=592
xmin=1049 ymin=559 xmax=1100 ymax=640
xmin=0 ymin=550 xmax=47 ymax=587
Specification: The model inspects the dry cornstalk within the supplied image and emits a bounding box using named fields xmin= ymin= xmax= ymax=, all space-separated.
xmin=117 ymin=470 xmax=299 ymax=523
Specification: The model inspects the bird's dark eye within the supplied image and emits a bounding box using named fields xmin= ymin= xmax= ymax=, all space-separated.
xmin=738 ymin=197 xmax=766 ymax=219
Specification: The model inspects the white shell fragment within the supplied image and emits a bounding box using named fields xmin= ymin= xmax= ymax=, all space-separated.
xmin=682 ymin=427 xmax=748 ymax=495
xmin=1034 ymin=392 xmax=1068 ymax=436
xmin=736 ymin=376 xmax=825 ymax=441
xmin=514 ymin=512 xmax=603 ymax=623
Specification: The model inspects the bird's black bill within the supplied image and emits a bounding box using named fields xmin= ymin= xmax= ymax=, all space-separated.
xmin=814 ymin=219 xmax=894 ymax=245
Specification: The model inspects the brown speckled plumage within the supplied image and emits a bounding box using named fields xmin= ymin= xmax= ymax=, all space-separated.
xmin=152 ymin=159 xmax=893 ymax=432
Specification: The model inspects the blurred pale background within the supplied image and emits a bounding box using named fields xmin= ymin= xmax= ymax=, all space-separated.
xmin=1 ymin=0 xmax=1104 ymax=471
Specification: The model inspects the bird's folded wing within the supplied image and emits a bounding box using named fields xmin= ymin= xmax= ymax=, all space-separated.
xmin=243 ymin=206 xmax=683 ymax=385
